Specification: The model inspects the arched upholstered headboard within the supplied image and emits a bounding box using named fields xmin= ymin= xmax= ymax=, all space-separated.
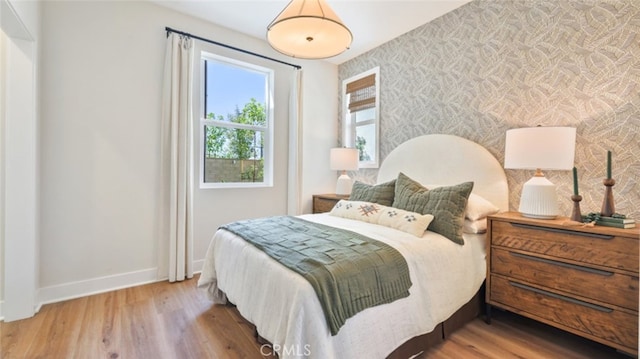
xmin=377 ymin=134 xmax=509 ymax=212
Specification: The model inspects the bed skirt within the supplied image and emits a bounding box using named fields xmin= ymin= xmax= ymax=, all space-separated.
xmin=387 ymin=285 xmax=484 ymax=358
xmin=231 ymin=284 xmax=485 ymax=359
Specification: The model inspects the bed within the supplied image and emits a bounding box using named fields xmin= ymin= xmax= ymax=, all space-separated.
xmin=198 ymin=134 xmax=509 ymax=358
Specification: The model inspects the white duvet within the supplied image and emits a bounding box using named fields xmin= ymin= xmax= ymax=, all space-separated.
xmin=198 ymin=213 xmax=486 ymax=359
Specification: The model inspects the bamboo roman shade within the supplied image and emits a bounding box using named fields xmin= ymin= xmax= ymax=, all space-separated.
xmin=346 ymin=73 xmax=376 ymax=112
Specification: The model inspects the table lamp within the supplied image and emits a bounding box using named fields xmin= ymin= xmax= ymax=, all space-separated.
xmin=330 ymin=147 xmax=359 ymax=195
xmin=504 ymin=126 xmax=576 ymax=219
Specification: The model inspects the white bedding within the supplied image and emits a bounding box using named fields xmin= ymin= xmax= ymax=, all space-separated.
xmin=198 ymin=213 xmax=487 ymax=359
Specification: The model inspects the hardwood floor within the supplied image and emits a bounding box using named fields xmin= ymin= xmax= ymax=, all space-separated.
xmin=1 ymin=275 xmax=632 ymax=358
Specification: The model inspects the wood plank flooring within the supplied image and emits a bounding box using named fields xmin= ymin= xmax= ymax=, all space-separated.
xmin=1 ymin=275 xmax=632 ymax=358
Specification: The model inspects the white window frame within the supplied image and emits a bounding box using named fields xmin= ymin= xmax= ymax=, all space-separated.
xmin=341 ymin=67 xmax=380 ymax=168
xmin=198 ymin=52 xmax=275 ymax=189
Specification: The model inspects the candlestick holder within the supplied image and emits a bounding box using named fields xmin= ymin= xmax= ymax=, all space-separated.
xmin=571 ymin=194 xmax=583 ymax=222
xmin=600 ymin=178 xmax=615 ymax=217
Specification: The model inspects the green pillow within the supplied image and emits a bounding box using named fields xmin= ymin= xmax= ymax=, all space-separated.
xmin=350 ymin=179 xmax=396 ymax=207
xmin=392 ymin=173 xmax=473 ymax=245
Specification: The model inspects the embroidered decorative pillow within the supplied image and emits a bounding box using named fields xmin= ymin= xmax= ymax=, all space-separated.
xmin=378 ymin=207 xmax=434 ymax=237
xmin=349 ymin=179 xmax=396 ymax=207
xmin=329 ymin=200 xmax=433 ymax=237
xmin=329 ymin=200 xmax=383 ymax=224
xmin=392 ymin=173 xmax=473 ymax=245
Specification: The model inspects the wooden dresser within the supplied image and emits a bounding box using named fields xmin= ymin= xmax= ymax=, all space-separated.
xmin=312 ymin=193 xmax=349 ymax=214
xmin=486 ymin=212 xmax=639 ymax=355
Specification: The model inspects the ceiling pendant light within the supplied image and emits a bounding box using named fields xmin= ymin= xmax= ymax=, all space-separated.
xmin=267 ymin=0 xmax=353 ymax=59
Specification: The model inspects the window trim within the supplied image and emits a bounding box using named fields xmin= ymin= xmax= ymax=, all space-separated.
xmin=342 ymin=67 xmax=380 ymax=169
xmin=198 ymin=51 xmax=275 ymax=189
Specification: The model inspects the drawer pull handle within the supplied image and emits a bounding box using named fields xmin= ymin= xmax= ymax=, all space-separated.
xmin=509 ymin=252 xmax=614 ymax=277
xmin=509 ymin=281 xmax=613 ymax=313
xmin=511 ymin=223 xmax=614 ymax=240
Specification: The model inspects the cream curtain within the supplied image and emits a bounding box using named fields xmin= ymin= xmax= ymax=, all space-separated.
xmin=287 ymin=69 xmax=303 ymax=215
xmin=161 ymin=33 xmax=194 ymax=282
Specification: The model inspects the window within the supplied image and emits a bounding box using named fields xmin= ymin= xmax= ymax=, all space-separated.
xmin=199 ymin=52 xmax=274 ymax=188
xmin=342 ymin=67 xmax=380 ymax=168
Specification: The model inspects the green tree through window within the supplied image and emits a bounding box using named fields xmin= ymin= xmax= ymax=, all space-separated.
xmin=356 ymin=135 xmax=371 ymax=161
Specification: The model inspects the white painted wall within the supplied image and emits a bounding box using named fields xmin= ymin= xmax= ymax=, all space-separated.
xmin=298 ymin=61 xmax=340 ymax=214
xmin=39 ymin=0 xmax=163 ymax=299
xmin=36 ymin=1 xmax=336 ymax=304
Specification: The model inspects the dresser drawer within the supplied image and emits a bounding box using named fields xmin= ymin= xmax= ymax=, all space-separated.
xmin=490 ymin=275 xmax=638 ymax=351
xmin=491 ymin=221 xmax=639 ymax=272
xmin=491 ymin=247 xmax=638 ymax=311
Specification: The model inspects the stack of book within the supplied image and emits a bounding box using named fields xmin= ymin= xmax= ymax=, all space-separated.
xmin=583 ymin=215 xmax=636 ymax=229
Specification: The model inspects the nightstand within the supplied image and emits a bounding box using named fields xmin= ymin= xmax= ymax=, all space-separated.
xmin=312 ymin=193 xmax=350 ymax=214
xmin=486 ymin=212 xmax=639 ymax=355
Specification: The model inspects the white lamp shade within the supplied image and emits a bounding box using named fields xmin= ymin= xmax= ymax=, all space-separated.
xmin=504 ymin=127 xmax=576 ymax=170
xmin=330 ymin=148 xmax=359 ymax=171
xmin=267 ymin=0 xmax=352 ymax=59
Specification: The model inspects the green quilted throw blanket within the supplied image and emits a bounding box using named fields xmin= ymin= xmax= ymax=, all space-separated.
xmin=221 ymin=216 xmax=412 ymax=336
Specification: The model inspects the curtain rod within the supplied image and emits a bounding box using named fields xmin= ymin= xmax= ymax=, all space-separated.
xmin=165 ymin=27 xmax=302 ymax=70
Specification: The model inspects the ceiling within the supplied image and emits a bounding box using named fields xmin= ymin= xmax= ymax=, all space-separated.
xmin=152 ymin=0 xmax=472 ymax=64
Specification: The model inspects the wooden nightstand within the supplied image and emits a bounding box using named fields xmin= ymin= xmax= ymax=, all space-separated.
xmin=312 ymin=193 xmax=350 ymax=214
xmin=486 ymin=212 xmax=639 ymax=355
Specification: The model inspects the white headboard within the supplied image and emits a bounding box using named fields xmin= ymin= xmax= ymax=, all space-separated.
xmin=377 ymin=134 xmax=509 ymax=212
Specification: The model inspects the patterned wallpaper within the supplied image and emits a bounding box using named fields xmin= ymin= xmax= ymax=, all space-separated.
xmin=339 ymin=0 xmax=640 ymax=220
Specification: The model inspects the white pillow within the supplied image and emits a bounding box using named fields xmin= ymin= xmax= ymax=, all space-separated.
xmin=329 ymin=200 xmax=434 ymax=237
xmin=463 ymin=218 xmax=488 ymax=234
xmin=466 ymin=193 xmax=500 ymax=220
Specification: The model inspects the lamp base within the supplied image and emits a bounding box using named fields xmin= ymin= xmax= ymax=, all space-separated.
xmin=518 ymin=176 xmax=559 ymax=219
xmin=335 ymin=174 xmax=353 ymax=196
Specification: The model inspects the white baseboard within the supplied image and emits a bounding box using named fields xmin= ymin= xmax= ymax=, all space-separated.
xmin=193 ymin=258 xmax=204 ymax=273
xmin=37 ymin=260 xmax=206 ymax=308
xmin=0 ymin=300 xmax=4 ymax=321
xmin=38 ymin=267 xmax=161 ymax=307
